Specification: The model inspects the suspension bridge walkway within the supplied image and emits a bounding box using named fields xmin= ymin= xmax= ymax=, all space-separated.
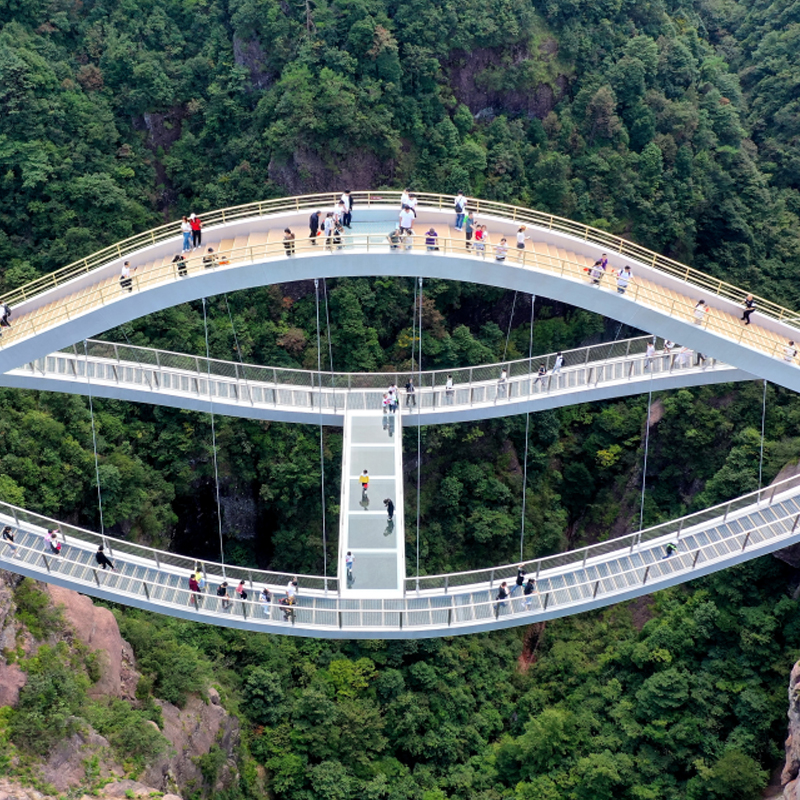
xmin=0 ymin=336 xmax=752 ymax=425
xmin=2 ymin=473 xmax=800 ymax=638
xmin=1 ymin=191 xmax=799 ymax=637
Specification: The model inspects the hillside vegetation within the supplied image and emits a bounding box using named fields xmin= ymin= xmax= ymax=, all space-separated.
xmin=2 ymin=0 xmax=800 ymax=798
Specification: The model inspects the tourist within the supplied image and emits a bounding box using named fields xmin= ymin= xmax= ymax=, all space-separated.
xmin=340 ymin=190 xmax=353 ymax=228
xmin=742 ymin=294 xmax=756 ymax=325
xmin=235 ymin=579 xmax=248 ymax=604
xmin=644 ymin=341 xmax=656 ymax=370
xmin=454 ymin=192 xmax=467 ymax=230
xmin=333 ymin=219 xmax=344 ymax=250
xmin=405 ymin=377 xmax=416 ymax=407
xmin=495 ymin=581 xmax=509 ymax=612
xmin=189 ymin=213 xmax=202 ymax=248
xmin=511 ymin=564 xmax=526 ymax=596
xmin=388 ymin=228 xmax=401 ymax=251
xmin=677 ymin=346 xmax=692 ymax=367
xmin=217 ymin=581 xmax=231 ymax=610
xmin=516 ymin=225 xmax=530 ymax=250
xmin=346 ymin=551 xmax=354 ymax=583
xmin=693 ymin=300 xmax=707 ymax=325
xmin=324 ymin=212 xmax=335 ymax=249
xmin=260 ymin=587 xmax=271 ymax=616
xmin=533 ymin=364 xmax=547 ymax=385
xmin=464 ymin=212 xmax=476 ymax=250
xmin=47 ymin=529 xmax=62 ymax=555
xmin=407 ymin=193 xmax=418 ymax=213
xmin=597 ymin=253 xmax=609 ymax=271
xmin=180 ymin=216 xmax=192 ymax=252
xmin=388 ymin=383 xmax=398 ymax=413
xmin=120 ymin=261 xmax=133 ymax=292
xmin=2 ymin=526 xmax=17 ymax=557
xmin=286 ymin=578 xmax=298 ymax=601
xmin=785 ymin=341 xmax=797 ymax=363
xmin=95 ymin=545 xmax=115 ymax=571
xmin=360 ymin=470 xmax=369 ymax=497
xmin=616 ymin=266 xmax=633 ymax=294
xmin=552 ymin=352 xmax=564 ymax=374
xmin=188 ymin=572 xmax=201 ymax=607
xmin=399 ymin=205 xmax=415 ymax=234
xmin=309 ymin=210 xmax=321 ymax=244
xmin=283 ymin=228 xmax=296 ymax=256
xmin=662 ymin=542 xmax=678 ymax=559
xmin=498 ymin=367 xmax=508 ymax=398
xmin=425 ymin=228 xmax=439 ymax=251
xmin=445 ymin=375 xmax=454 ymax=401
xmin=0 ymin=301 xmax=12 ymax=332
xmin=523 ymin=577 xmax=538 ymax=609
xmin=172 ymin=253 xmax=188 ymax=277
xmin=495 ymin=238 xmax=508 ymax=262
xmin=474 ymin=225 xmax=488 ymax=257
xmin=400 ymin=188 xmax=411 ymax=208
xmin=202 ymin=247 xmax=218 ymax=268
xmin=589 ymin=261 xmax=603 ymax=286
xmin=384 ymin=498 xmax=394 ymax=520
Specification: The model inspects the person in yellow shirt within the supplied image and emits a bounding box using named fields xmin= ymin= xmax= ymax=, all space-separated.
xmin=359 ymin=470 xmax=369 ymax=498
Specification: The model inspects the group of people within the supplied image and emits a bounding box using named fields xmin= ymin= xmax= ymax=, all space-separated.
xmin=308 ymin=191 xmax=354 ymax=249
xmin=189 ymin=572 xmax=300 ymax=622
xmin=381 ymin=379 xmax=417 ymax=412
xmin=495 ymin=564 xmax=539 ymax=613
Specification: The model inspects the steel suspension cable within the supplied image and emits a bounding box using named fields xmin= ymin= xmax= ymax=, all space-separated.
xmin=639 ymin=345 xmax=656 ymax=531
xmin=83 ymin=339 xmax=106 ymax=541
xmin=502 ymin=291 xmax=518 ymax=363
xmin=411 ymin=278 xmax=418 ymax=373
xmin=415 ymin=277 xmax=423 ymax=579
xmin=201 ymin=298 xmax=226 ymax=575
xmin=520 ymin=295 xmax=535 ymax=560
xmin=314 ymin=280 xmax=329 ymax=585
xmin=222 ymin=294 xmax=254 ymax=405
xmin=759 ymin=379 xmax=767 ymax=490
xmin=323 ymin=278 xmax=335 ymax=372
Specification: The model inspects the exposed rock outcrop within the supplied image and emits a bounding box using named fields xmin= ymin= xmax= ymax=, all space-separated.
xmin=780 ymin=662 xmax=800 ymax=799
xmin=46 ymin=584 xmax=138 ymax=700
xmin=0 ymin=777 xmax=183 ymax=800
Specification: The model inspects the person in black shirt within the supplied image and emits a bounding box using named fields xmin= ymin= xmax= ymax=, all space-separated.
xmin=95 ymin=545 xmax=115 ymax=570
xmin=384 ymin=498 xmax=394 ymax=520
xmin=511 ymin=564 xmax=526 ymax=596
xmin=523 ymin=578 xmax=538 ymax=609
xmin=217 ymin=581 xmax=231 ymax=610
xmin=2 ymin=526 xmax=16 ymax=557
xmin=309 ymin=210 xmax=321 ymax=244
xmin=495 ymin=581 xmax=509 ymax=613
xmin=741 ymin=294 xmax=756 ymax=325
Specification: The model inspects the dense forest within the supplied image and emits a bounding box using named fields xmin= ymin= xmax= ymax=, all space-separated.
xmin=2 ymin=0 xmax=800 ymax=797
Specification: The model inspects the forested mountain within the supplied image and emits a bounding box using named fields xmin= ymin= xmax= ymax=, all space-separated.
xmin=2 ymin=0 xmax=800 ymax=798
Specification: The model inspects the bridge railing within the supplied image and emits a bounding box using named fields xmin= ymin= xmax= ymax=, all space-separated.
xmin=405 ymin=468 xmax=800 ymax=594
xmin=1 ymin=234 xmax=791 ymax=369
xmin=0 ymin=500 xmax=338 ymax=594
xmin=18 ymin=335 xmax=734 ymax=416
xmin=1 ymin=192 xmax=795 ymax=332
xmin=3 ymin=480 xmax=800 ymax=632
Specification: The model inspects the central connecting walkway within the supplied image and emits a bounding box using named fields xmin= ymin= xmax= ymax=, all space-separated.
xmin=339 ymin=411 xmax=405 ymax=596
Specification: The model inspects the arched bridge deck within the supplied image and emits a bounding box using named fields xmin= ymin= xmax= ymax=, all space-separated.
xmin=0 ymin=336 xmax=752 ymax=425
xmin=0 ymin=193 xmax=799 ymax=394
xmin=2 ymin=475 xmax=799 ymax=638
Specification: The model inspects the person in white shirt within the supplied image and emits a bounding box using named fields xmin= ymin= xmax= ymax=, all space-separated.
xmin=345 ymin=552 xmax=354 ymax=583
xmin=445 ymin=375 xmax=454 ymax=402
xmin=693 ymin=300 xmax=707 ymax=325
xmin=399 ymin=206 xmax=415 ymax=233
xmin=553 ymin=352 xmax=564 ymax=373
xmin=120 ymin=261 xmax=133 ymax=292
xmin=644 ymin=341 xmax=655 ymax=370
xmin=616 ymin=266 xmax=633 ymax=294
xmin=498 ymin=368 xmax=508 ymax=397
xmin=286 ymin=578 xmax=298 ymax=600
xmin=495 ymin=238 xmax=508 ymax=262
xmin=454 ymin=193 xmax=467 ymax=230
xmin=516 ymin=226 xmax=530 ymax=250
xmin=400 ymin=188 xmax=411 ymax=208
xmin=340 ymin=190 xmax=352 ymax=227
xmin=784 ymin=341 xmax=797 ymax=363
xmin=323 ymin=213 xmax=335 ymax=249
xmin=407 ymin=193 xmax=418 ymax=213
xmin=180 ymin=216 xmax=192 ymax=252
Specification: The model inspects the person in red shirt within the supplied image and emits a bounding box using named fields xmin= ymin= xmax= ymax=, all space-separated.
xmin=188 ymin=573 xmax=201 ymax=606
xmin=189 ymin=213 xmax=202 ymax=249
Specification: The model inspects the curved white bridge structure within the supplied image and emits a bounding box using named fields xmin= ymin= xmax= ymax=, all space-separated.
xmin=2 ymin=474 xmax=800 ymax=638
xmin=0 ymin=336 xmax=752 ymax=425
xmin=1 ymin=191 xmax=799 ymax=637
xmin=1 ymin=192 xmax=799 ymax=393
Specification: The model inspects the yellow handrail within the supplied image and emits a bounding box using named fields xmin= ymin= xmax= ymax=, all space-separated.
xmin=0 ymin=233 xmax=788 ymax=365
xmin=1 ymin=192 xmax=796 ymax=329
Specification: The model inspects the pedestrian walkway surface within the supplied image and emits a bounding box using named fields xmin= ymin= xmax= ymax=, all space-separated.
xmin=339 ymin=410 xmax=405 ymax=596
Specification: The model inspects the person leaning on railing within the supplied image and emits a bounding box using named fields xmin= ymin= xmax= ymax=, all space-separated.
xmin=202 ymin=247 xmax=218 ymax=268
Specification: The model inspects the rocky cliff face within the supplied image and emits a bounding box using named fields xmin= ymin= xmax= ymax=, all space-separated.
xmin=0 ymin=571 xmax=240 ymax=799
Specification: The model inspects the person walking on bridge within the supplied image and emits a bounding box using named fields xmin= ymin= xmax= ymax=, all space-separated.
xmin=2 ymin=526 xmax=17 ymax=557
xmin=384 ymin=498 xmax=394 ymax=521
xmin=346 ymin=551 xmax=355 ymax=584
xmin=405 ymin=377 xmax=416 ymax=407
xmin=309 ymin=210 xmax=321 ymax=244
xmin=340 ymin=191 xmax=353 ymax=228
xmin=360 ymin=470 xmax=369 ymax=498
xmin=741 ymin=294 xmax=756 ymax=325
xmin=95 ymin=545 xmax=115 ymax=571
